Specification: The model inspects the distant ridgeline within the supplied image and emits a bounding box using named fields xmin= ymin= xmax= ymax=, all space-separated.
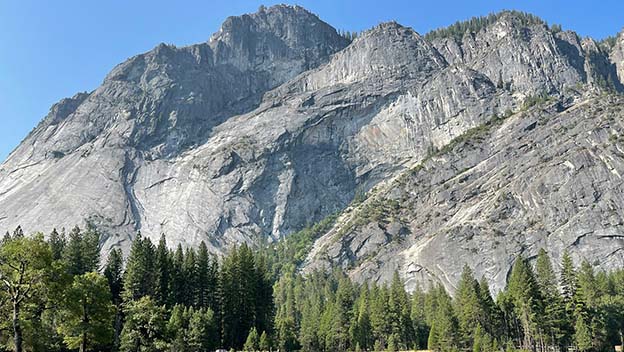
xmin=425 ymin=10 xmax=551 ymax=41
xmin=1 ymin=226 xmax=624 ymax=352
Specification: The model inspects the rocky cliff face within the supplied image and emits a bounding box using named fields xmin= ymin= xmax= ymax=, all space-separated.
xmin=304 ymin=94 xmax=624 ymax=293
xmin=611 ymin=29 xmax=624 ymax=84
xmin=1 ymin=7 xmax=623 ymax=290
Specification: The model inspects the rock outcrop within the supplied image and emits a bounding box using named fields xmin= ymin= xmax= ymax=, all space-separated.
xmin=305 ymin=94 xmax=624 ymax=293
xmin=0 ymin=7 xmax=623 ymax=291
xmin=611 ymin=29 xmax=624 ymax=84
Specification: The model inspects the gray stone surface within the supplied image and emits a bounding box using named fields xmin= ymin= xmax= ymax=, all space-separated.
xmin=611 ymin=29 xmax=624 ymax=84
xmin=305 ymin=94 xmax=624 ymax=293
xmin=0 ymin=7 xmax=623 ymax=291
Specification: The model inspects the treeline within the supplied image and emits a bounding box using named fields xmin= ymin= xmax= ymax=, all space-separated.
xmin=425 ymin=10 xmax=548 ymax=41
xmin=337 ymin=29 xmax=359 ymax=42
xmin=271 ymin=249 xmax=624 ymax=352
xmin=2 ymin=225 xmax=624 ymax=352
xmin=0 ymin=226 xmax=273 ymax=352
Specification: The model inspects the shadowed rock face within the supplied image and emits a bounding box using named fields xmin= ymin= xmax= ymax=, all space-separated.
xmin=1 ymin=7 xmax=623 ymax=290
xmin=611 ymin=30 xmax=624 ymax=83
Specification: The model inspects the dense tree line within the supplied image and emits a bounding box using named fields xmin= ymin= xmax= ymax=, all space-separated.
xmin=1 ymin=226 xmax=624 ymax=352
xmin=0 ymin=228 xmax=273 ymax=352
xmin=272 ymin=249 xmax=624 ymax=352
xmin=424 ymin=11 xmax=548 ymax=41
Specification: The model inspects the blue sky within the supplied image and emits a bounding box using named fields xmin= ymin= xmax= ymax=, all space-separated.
xmin=1 ymin=0 xmax=623 ymax=162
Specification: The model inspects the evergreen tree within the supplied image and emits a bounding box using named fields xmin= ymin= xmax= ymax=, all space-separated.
xmin=119 ymin=296 xmax=167 ymax=352
xmin=536 ymin=249 xmax=570 ymax=347
xmin=476 ymin=277 xmax=502 ymax=337
xmin=427 ymin=285 xmax=458 ymax=352
xmin=351 ymin=285 xmax=373 ymax=350
xmin=196 ymin=242 xmax=210 ymax=309
xmin=254 ymin=254 xmax=274 ymax=335
xmin=104 ymin=248 xmax=124 ymax=351
xmin=183 ymin=247 xmax=198 ymax=306
xmin=48 ymin=228 xmax=66 ymax=261
xmin=169 ymin=244 xmax=186 ymax=306
xmin=574 ymin=316 xmax=592 ymax=352
xmin=122 ymin=234 xmax=156 ymax=302
xmin=12 ymin=225 xmax=24 ymax=238
xmin=411 ymin=285 xmax=430 ymax=349
xmin=104 ymin=249 xmax=124 ymax=303
xmin=188 ymin=308 xmax=217 ymax=352
xmin=273 ymin=271 xmax=298 ymax=352
xmin=62 ymin=226 xmax=100 ymax=276
xmin=506 ymin=256 xmax=543 ymax=350
xmin=259 ymin=331 xmax=271 ymax=352
xmin=370 ymin=284 xmax=391 ymax=347
xmin=561 ymin=250 xmax=577 ymax=306
xmin=154 ymin=234 xmax=171 ymax=306
xmin=388 ymin=271 xmax=413 ymax=349
xmin=455 ymin=265 xmax=482 ymax=349
xmin=328 ymin=277 xmax=354 ymax=351
xmin=166 ymin=304 xmax=188 ymax=351
xmin=244 ymin=327 xmax=260 ymax=352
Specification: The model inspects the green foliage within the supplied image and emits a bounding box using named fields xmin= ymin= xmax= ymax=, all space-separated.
xmin=425 ymin=10 xmax=547 ymax=41
xmin=259 ymin=331 xmax=271 ymax=351
xmin=57 ymin=272 xmax=114 ymax=351
xmin=599 ymin=35 xmax=618 ymax=51
xmin=0 ymin=231 xmax=54 ymax=352
xmin=119 ymin=296 xmax=168 ymax=352
xmin=522 ymin=92 xmax=552 ymax=110
xmin=122 ymin=234 xmax=156 ymax=302
xmin=428 ymin=285 xmax=459 ymax=351
xmin=4 ymin=224 xmax=624 ymax=352
xmin=243 ymin=327 xmax=260 ymax=352
xmin=62 ymin=226 xmax=100 ymax=276
xmin=264 ymin=213 xmax=338 ymax=277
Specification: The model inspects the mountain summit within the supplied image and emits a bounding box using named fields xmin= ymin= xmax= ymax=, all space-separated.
xmin=1 ymin=6 xmax=624 ymax=291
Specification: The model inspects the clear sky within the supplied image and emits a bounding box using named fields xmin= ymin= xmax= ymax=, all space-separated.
xmin=1 ymin=0 xmax=623 ymax=162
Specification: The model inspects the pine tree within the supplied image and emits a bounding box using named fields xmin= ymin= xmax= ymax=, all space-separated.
xmin=574 ymin=316 xmax=592 ymax=352
xmin=561 ymin=250 xmax=576 ymax=306
xmin=244 ymin=327 xmax=260 ymax=352
xmin=370 ymin=284 xmax=391 ymax=346
xmin=183 ymin=247 xmax=198 ymax=306
xmin=13 ymin=225 xmax=24 ymax=238
xmin=455 ymin=265 xmax=482 ymax=349
xmin=351 ymin=285 xmax=373 ymax=350
xmin=119 ymin=296 xmax=167 ymax=352
xmin=259 ymin=331 xmax=271 ymax=352
xmin=166 ymin=304 xmax=188 ymax=351
xmin=388 ymin=271 xmax=413 ymax=349
xmin=196 ymin=242 xmax=210 ymax=309
xmin=154 ymin=234 xmax=171 ymax=306
xmin=427 ymin=285 xmax=458 ymax=352
xmin=104 ymin=248 xmax=124 ymax=351
xmin=411 ymin=285 xmax=430 ymax=349
xmin=170 ymin=244 xmax=186 ymax=306
xmin=122 ymin=234 xmax=156 ymax=302
xmin=274 ymin=271 xmax=299 ymax=352
xmin=506 ymin=256 xmax=543 ymax=350
xmin=328 ymin=277 xmax=353 ymax=351
xmin=188 ymin=308 xmax=217 ymax=351
xmin=254 ymin=254 xmax=274 ymax=335
xmin=476 ymin=277 xmax=502 ymax=337
xmin=536 ymin=249 xmax=570 ymax=347
xmin=48 ymin=228 xmax=66 ymax=260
